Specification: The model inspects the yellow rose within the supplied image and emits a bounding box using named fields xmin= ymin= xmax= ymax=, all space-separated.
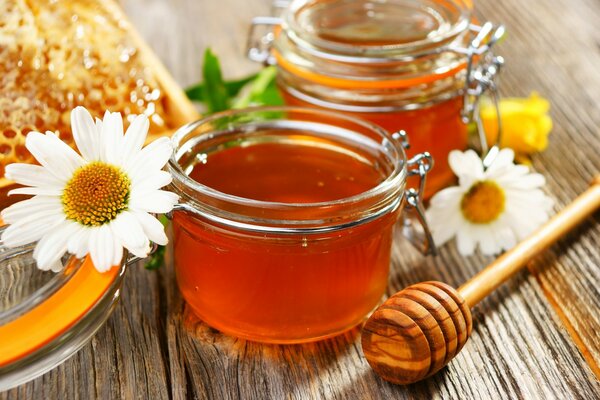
xmin=480 ymin=92 xmax=552 ymax=156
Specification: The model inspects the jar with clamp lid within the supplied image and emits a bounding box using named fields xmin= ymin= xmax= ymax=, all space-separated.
xmin=247 ymin=0 xmax=504 ymax=197
xmin=168 ymin=107 xmax=435 ymax=343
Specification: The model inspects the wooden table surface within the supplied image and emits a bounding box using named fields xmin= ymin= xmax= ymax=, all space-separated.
xmin=3 ymin=0 xmax=600 ymax=398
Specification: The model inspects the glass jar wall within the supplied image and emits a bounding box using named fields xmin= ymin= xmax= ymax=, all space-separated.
xmin=251 ymin=0 xmax=500 ymax=197
xmin=168 ymin=107 xmax=424 ymax=343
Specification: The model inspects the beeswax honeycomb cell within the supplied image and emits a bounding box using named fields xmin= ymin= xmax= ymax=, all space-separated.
xmin=0 ymin=0 xmax=176 ymax=175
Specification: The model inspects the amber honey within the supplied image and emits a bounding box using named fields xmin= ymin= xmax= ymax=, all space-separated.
xmin=169 ymin=108 xmax=412 ymax=343
xmin=282 ymin=92 xmax=467 ymax=198
xmin=174 ymin=142 xmax=396 ymax=342
xmin=258 ymin=0 xmax=485 ymax=197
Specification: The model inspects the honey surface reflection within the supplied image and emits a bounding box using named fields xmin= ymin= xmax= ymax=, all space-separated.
xmin=281 ymin=92 xmax=467 ymax=198
xmin=173 ymin=138 xmax=399 ymax=343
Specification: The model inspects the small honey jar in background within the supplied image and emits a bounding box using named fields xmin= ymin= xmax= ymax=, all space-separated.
xmin=248 ymin=0 xmax=504 ymax=197
xmin=168 ymin=107 xmax=433 ymax=343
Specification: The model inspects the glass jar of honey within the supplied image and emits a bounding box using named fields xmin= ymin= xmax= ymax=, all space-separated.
xmin=168 ymin=107 xmax=433 ymax=343
xmin=247 ymin=0 xmax=504 ymax=197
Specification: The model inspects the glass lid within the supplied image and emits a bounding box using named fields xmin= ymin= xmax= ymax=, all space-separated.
xmin=284 ymin=0 xmax=472 ymax=57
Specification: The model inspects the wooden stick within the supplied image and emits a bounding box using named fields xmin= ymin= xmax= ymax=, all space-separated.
xmin=458 ymin=176 xmax=600 ymax=308
xmin=362 ymin=176 xmax=600 ymax=385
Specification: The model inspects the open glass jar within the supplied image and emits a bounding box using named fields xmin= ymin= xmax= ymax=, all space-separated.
xmin=247 ymin=0 xmax=504 ymax=197
xmin=0 ymin=229 xmax=127 ymax=391
xmin=168 ymin=107 xmax=433 ymax=343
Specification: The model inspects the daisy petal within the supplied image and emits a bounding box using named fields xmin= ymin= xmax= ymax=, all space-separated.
xmin=487 ymin=163 xmax=529 ymax=182
xmin=429 ymin=186 xmax=463 ymax=208
xmin=449 ymin=150 xmax=484 ymax=183
xmin=111 ymin=211 xmax=150 ymax=257
xmin=494 ymin=223 xmax=517 ymax=251
xmin=134 ymin=211 xmax=168 ymax=245
xmin=8 ymin=187 xmax=63 ymax=196
xmin=33 ymin=221 xmax=79 ymax=270
xmin=132 ymin=170 xmax=172 ymax=193
xmin=95 ymin=117 xmax=103 ymax=137
xmin=71 ymin=106 xmax=100 ymax=161
xmin=478 ymin=226 xmax=499 ymax=255
xmin=128 ymin=238 xmax=151 ymax=259
xmin=125 ymin=137 xmax=173 ymax=182
xmin=100 ymin=111 xmax=124 ymax=164
xmin=1 ymin=196 xmax=62 ymax=224
xmin=430 ymin=212 xmax=461 ymax=246
xmin=67 ymin=226 xmax=92 ymax=258
xmin=120 ymin=114 xmax=149 ymax=165
xmin=2 ymin=214 xmax=65 ymax=247
xmin=50 ymin=259 xmax=65 ymax=273
xmin=484 ymin=148 xmax=515 ymax=177
xmin=26 ymin=131 xmax=84 ymax=181
xmin=4 ymin=163 xmax=65 ymax=188
xmin=89 ymin=224 xmax=115 ymax=272
xmin=456 ymin=225 xmax=476 ymax=256
xmin=112 ymin=236 xmax=124 ymax=267
xmin=129 ymin=190 xmax=179 ymax=213
xmin=501 ymin=172 xmax=546 ymax=189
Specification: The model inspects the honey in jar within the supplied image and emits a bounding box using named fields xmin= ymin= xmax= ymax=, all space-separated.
xmin=168 ymin=107 xmax=431 ymax=343
xmin=248 ymin=0 xmax=502 ymax=197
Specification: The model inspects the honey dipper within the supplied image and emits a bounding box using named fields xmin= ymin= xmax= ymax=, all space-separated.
xmin=361 ymin=176 xmax=600 ymax=385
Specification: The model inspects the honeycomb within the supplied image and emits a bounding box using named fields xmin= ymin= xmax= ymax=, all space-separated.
xmin=0 ymin=0 xmax=175 ymax=177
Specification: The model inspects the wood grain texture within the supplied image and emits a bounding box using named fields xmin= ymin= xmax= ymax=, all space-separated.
xmin=458 ymin=178 xmax=600 ymax=308
xmin=475 ymin=0 xmax=600 ymax=378
xmin=362 ymin=282 xmax=472 ymax=385
xmin=2 ymin=0 xmax=600 ymax=398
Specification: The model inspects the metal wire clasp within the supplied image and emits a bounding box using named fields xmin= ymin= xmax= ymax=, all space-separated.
xmin=125 ymin=242 xmax=158 ymax=266
xmin=402 ymin=152 xmax=436 ymax=256
xmin=246 ymin=17 xmax=280 ymax=65
xmin=246 ymin=1 xmax=289 ymax=64
xmin=452 ymin=22 xmax=506 ymax=166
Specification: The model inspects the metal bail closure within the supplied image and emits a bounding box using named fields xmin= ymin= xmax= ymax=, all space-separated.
xmin=246 ymin=16 xmax=281 ymax=65
xmin=246 ymin=1 xmax=289 ymax=64
xmin=456 ymin=22 xmax=506 ymax=167
xmin=125 ymin=242 xmax=158 ymax=265
xmin=402 ymin=152 xmax=437 ymax=256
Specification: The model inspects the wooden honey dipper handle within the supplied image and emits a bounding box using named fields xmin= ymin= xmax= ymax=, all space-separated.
xmin=459 ymin=175 xmax=600 ymax=308
xmin=362 ymin=176 xmax=600 ymax=385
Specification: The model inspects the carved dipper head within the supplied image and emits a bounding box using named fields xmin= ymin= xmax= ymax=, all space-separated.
xmin=360 ymin=176 xmax=600 ymax=385
xmin=361 ymin=281 xmax=471 ymax=385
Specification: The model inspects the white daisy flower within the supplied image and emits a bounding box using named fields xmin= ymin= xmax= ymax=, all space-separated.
xmin=426 ymin=148 xmax=554 ymax=256
xmin=1 ymin=106 xmax=178 ymax=272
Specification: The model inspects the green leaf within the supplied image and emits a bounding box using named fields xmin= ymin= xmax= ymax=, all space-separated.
xmin=255 ymin=83 xmax=284 ymax=107
xmin=185 ymin=73 xmax=258 ymax=103
xmin=144 ymin=245 xmax=165 ymax=271
xmin=232 ymin=66 xmax=283 ymax=108
xmin=184 ymin=84 xmax=205 ymax=102
xmin=185 ymin=49 xmax=282 ymax=112
xmin=202 ymin=48 xmax=230 ymax=113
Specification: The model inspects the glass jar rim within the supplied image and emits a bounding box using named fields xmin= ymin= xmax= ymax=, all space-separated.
xmin=0 ymin=234 xmax=125 ymax=377
xmin=270 ymin=0 xmax=477 ymax=94
xmin=282 ymin=0 xmax=473 ymax=62
xmin=168 ymin=106 xmax=408 ymax=229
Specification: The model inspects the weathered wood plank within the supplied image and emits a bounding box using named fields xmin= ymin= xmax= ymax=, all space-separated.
xmin=164 ymin=235 xmax=600 ymax=400
xmin=2 ymin=0 xmax=600 ymax=398
xmin=1 ymin=264 xmax=171 ymax=400
xmin=476 ymin=0 xmax=600 ymax=376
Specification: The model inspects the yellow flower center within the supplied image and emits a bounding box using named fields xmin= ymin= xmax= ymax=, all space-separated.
xmin=62 ymin=162 xmax=131 ymax=226
xmin=460 ymin=180 xmax=505 ymax=224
